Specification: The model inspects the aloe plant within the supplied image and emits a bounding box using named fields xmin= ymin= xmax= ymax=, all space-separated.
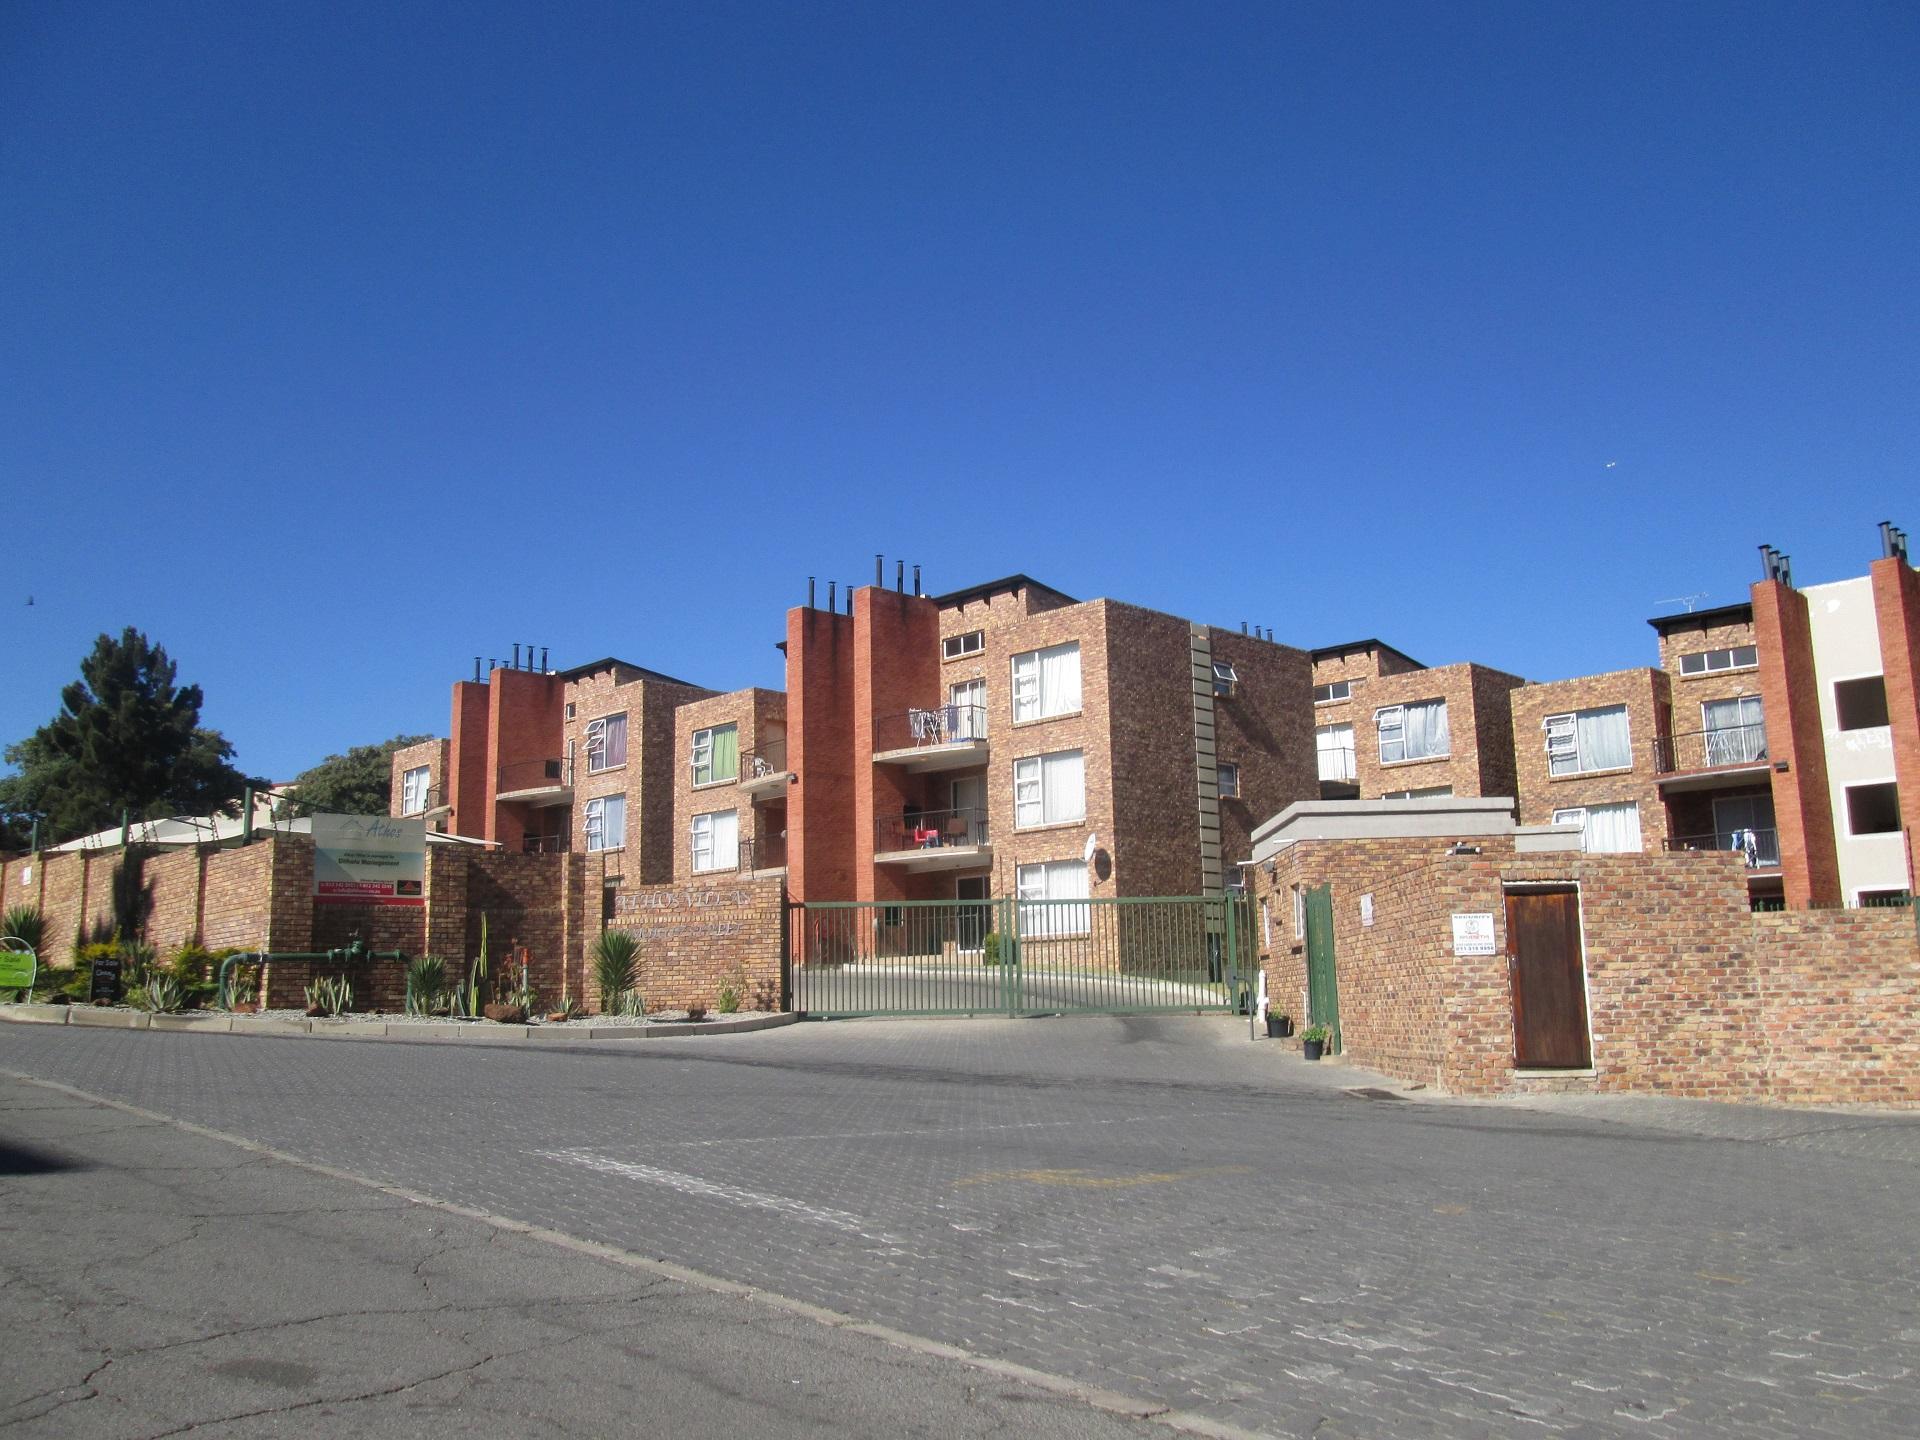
xmin=2 ymin=905 xmax=46 ymax=956
xmin=592 ymin=929 xmax=639 ymax=1016
xmin=143 ymin=975 xmax=185 ymax=1014
xmin=304 ymin=975 xmax=352 ymax=1017
xmin=406 ymin=955 xmax=448 ymax=1016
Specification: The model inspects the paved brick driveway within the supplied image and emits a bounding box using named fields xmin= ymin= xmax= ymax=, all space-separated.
xmin=5 ymin=1015 xmax=1919 ymax=1437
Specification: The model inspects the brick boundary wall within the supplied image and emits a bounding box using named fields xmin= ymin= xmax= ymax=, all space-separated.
xmin=1254 ymin=835 xmax=1920 ymax=1106
xmin=605 ymin=875 xmax=785 ymax=1015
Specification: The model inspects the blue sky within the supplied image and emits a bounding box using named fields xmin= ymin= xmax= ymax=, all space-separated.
xmin=3 ymin=1 xmax=1915 ymax=783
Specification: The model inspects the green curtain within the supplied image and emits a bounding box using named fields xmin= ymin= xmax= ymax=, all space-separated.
xmin=711 ymin=725 xmax=739 ymax=782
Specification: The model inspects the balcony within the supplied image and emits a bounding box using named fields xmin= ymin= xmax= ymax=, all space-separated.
xmin=522 ymin=833 xmax=570 ymax=855
xmin=1652 ymin=724 xmax=1770 ymax=791
xmin=1663 ymin=827 xmax=1781 ymax=872
xmin=741 ymin=835 xmax=787 ymax=877
xmin=497 ymin=757 xmax=573 ymax=807
xmin=400 ymin=785 xmax=452 ymax=821
xmin=740 ymin=740 xmax=791 ymax=802
xmin=872 ymin=704 xmax=989 ymax=773
xmin=874 ymin=806 xmax=991 ymax=871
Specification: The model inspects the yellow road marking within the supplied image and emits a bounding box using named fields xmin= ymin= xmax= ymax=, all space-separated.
xmin=955 ymin=1165 xmax=1250 ymax=1189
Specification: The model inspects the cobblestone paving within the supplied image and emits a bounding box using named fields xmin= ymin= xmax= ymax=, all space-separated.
xmin=6 ymin=1017 xmax=1919 ymax=1437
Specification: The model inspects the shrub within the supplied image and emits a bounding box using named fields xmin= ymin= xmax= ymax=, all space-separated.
xmin=2 ymin=905 xmax=47 ymax=956
xmin=141 ymin=975 xmax=186 ymax=1014
xmin=592 ymin=930 xmax=639 ymax=1016
xmin=406 ymin=955 xmax=448 ymax=1017
xmin=982 ymin=931 xmax=1003 ymax=967
xmin=714 ymin=962 xmax=747 ymax=1015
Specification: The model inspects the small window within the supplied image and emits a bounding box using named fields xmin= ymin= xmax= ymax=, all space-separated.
xmin=1542 ymin=705 xmax=1632 ymax=775
xmin=1013 ymin=750 xmax=1086 ymax=828
xmin=1857 ymin=889 xmax=1912 ymax=908
xmin=1376 ymin=698 xmax=1449 ymax=763
xmin=881 ymin=904 xmax=903 ymax=926
xmin=1680 ymin=645 xmax=1759 ymax=675
xmin=1313 ymin=680 xmax=1351 ymax=704
xmin=691 ymin=809 xmax=740 ymax=871
xmin=584 ymin=795 xmax=625 ymax=852
xmin=1291 ymin=884 xmax=1306 ymax=939
xmin=400 ymin=766 xmax=431 ymax=815
xmin=691 ymin=723 xmax=740 ymax=785
xmin=1552 ymin=801 xmax=1642 ymax=853
xmin=1017 ymin=860 xmax=1090 ymax=937
xmin=585 ymin=714 xmax=628 ymax=773
xmin=943 ymin=630 xmax=984 ymax=660
xmin=1217 ymin=762 xmax=1240 ymax=799
xmin=1212 ymin=660 xmax=1239 ymax=698
xmin=1011 ymin=642 xmax=1081 ymax=722
xmin=1846 ymin=783 xmax=1901 ymax=835
xmin=1315 ymin=724 xmax=1356 ymax=782
xmin=1835 ymin=676 xmax=1890 ymax=731
xmin=564 ymin=702 xmax=577 ymax=720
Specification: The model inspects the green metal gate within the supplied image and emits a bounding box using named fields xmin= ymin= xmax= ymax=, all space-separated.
xmin=1303 ymin=882 xmax=1341 ymax=1053
xmin=788 ymin=894 xmax=1253 ymax=1018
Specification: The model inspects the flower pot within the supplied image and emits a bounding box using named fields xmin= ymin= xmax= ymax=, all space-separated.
xmin=1265 ymin=1013 xmax=1293 ymax=1038
xmin=1302 ymin=1038 xmax=1325 ymax=1061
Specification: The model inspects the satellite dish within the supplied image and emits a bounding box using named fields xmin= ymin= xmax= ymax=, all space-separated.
xmin=1083 ymin=832 xmax=1097 ymax=864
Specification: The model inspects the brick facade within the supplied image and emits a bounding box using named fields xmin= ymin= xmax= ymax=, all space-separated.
xmin=1870 ymin=556 xmax=1920 ymax=888
xmin=1335 ymin=661 xmax=1525 ymax=803
xmin=607 ymin=875 xmax=785 ymax=1015
xmin=1753 ymin=580 xmax=1842 ymax=905
xmin=671 ymin=688 xmax=788 ymax=883
xmin=563 ymin=664 xmax=717 ymax=883
xmin=388 ymin=738 xmax=448 ymax=821
xmin=1509 ymin=668 xmax=1669 ymax=849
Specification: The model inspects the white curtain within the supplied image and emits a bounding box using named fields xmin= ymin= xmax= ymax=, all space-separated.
xmin=1703 ymin=696 xmax=1765 ymax=765
xmin=1316 ymin=724 xmax=1355 ymax=781
xmin=1042 ymin=750 xmax=1085 ymax=823
xmin=1039 ymin=643 xmax=1081 ymax=716
xmin=1404 ymin=699 xmax=1450 ymax=759
xmin=1577 ymin=706 xmax=1631 ymax=771
xmin=1581 ymin=802 xmax=1641 ymax=853
xmin=1019 ymin=861 xmax=1089 ymax=937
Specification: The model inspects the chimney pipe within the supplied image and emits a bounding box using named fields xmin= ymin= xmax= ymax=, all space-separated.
xmin=876 ymin=553 xmax=884 ymax=587
xmin=1881 ymin=520 xmax=1910 ymax=563
xmin=808 ymin=576 xmax=816 ymax=609
xmin=846 ymin=584 xmax=854 ymax=615
xmin=913 ymin=564 xmax=921 ymax=596
xmin=828 ymin=580 xmax=837 ymax=611
xmin=512 ymin=643 xmax=521 ymax=670
xmin=896 ymin=559 xmax=904 ymax=593
xmin=474 ymin=657 xmax=482 ymax=683
xmin=540 ymin=647 xmax=549 ymax=672
xmin=1240 ymin=621 xmax=1248 ymax=634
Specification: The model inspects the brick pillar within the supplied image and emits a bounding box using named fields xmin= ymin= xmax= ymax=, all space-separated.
xmin=852 ymin=586 xmax=942 ymax=904
xmin=446 ymin=680 xmax=492 ymax=840
xmin=1753 ymin=578 xmax=1841 ymax=906
xmin=1870 ymin=556 xmax=1920 ymax=893
xmin=786 ymin=603 xmax=857 ymax=902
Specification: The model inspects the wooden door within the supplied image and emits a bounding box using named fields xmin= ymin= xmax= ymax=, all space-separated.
xmin=1505 ymin=887 xmax=1591 ymax=1068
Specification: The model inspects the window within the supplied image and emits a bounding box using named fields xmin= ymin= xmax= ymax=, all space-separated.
xmin=1260 ymin=898 xmax=1272 ymax=947
xmin=1313 ymin=680 xmax=1351 ymax=705
xmin=691 ymin=723 xmax=739 ymax=785
xmin=1010 ymin=642 xmax=1081 ymax=722
xmin=1857 ymin=889 xmax=1913 ymax=908
xmin=1835 ymin=676 xmax=1890 ymax=731
xmin=691 ymin=809 xmax=740 ymax=871
xmin=1016 ymin=860 xmax=1089 ymax=937
xmin=1217 ymin=762 xmax=1240 ymax=799
xmin=400 ymin=766 xmax=430 ymax=815
xmin=1013 ymin=750 xmax=1085 ymax=828
xmin=944 ymin=630 xmax=984 ymax=660
xmin=1543 ymin=705 xmax=1632 ymax=776
xmin=1552 ymin=802 xmax=1642 ymax=853
xmin=1376 ymin=698 xmax=1449 ymax=763
xmin=564 ymin=702 xmax=576 ymax=720
xmin=1680 ymin=645 xmax=1759 ymax=675
xmin=1291 ymin=884 xmax=1306 ymax=939
xmin=1702 ymin=695 xmax=1766 ymax=766
xmin=1315 ymin=724 xmax=1356 ymax=782
xmin=1846 ymin=783 xmax=1901 ymax=835
xmin=584 ymin=795 xmax=625 ymax=852
xmin=949 ymin=678 xmax=987 ymax=740
xmin=1212 ymin=660 xmax=1239 ymax=698
xmin=585 ymin=714 xmax=628 ymax=773
xmin=1385 ymin=785 xmax=1453 ymax=800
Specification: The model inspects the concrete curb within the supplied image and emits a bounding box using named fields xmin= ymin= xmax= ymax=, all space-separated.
xmin=0 ymin=1003 xmax=800 ymax=1045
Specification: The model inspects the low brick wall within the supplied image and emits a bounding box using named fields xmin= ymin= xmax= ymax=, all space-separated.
xmin=1255 ymin=835 xmax=1920 ymax=1106
xmin=605 ymin=876 xmax=785 ymax=1015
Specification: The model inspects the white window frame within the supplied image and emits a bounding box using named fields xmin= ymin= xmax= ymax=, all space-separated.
xmin=1013 ymin=749 xmax=1086 ymax=829
xmin=1552 ymin=801 xmax=1642 ymax=854
xmin=1010 ymin=642 xmax=1081 ymax=723
xmin=1212 ymin=660 xmax=1239 ymax=698
xmin=584 ymin=794 xmax=625 ymax=853
xmin=1315 ymin=723 xmax=1356 ymax=782
xmin=1216 ymin=762 xmax=1240 ymax=799
xmin=400 ymin=766 xmax=431 ymax=815
xmin=1375 ymin=698 xmax=1448 ymax=764
xmin=691 ymin=723 xmax=738 ymax=787
xmin=1542 ymin=705 xmax=1631 ymax=777
xmin=1313 ymin=680 xmax=1351 ymax=705
xmin=691 ymin=808 xmax=740 ymax=872
xmin=1291 ymin=884 xmax=1306 ymax=939
xmin=1016 ymin=860 xmax=1090 ymax=937
xmin=1385 ymin=785 xmax=1453 ymax=800
xmin=585 ymin=713 xmax=627 ymax=774
xmin=943 ymin=630 xmax=984 ymax=660
xmin=1680 ymin=645 xmax=1759 ymax=676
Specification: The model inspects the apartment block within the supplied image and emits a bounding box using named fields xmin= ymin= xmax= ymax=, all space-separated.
xmin=389 ymin=738 xmax=449 ymax=826
xmin=1308 ymin=642 xmax=1525 ymax=804
xmin=672 ymin=687 xmax=789 ymax=883
xmin=781 ymin=574 xmax=1318 ymax=909
xmin=1510 ymin=668 xmax=1672 ymax=856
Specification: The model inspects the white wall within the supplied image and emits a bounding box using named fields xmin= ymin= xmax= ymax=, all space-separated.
xmin=1805 ymin=578 xmax=1905 ymax=901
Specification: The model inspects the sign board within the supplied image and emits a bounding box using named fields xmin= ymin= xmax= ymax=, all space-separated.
xmin=312 ymin=814 xmax=426 ymax=907
xmin=0 ymin=941 xmax=36 ymax=992
xmin=1359 ymin=894 xmax=1374 ymax=928
xmin=1451 ymin=912 xmax=1497 ymax=956
xmin=89 ymin=951 xmax=123 ymax=1004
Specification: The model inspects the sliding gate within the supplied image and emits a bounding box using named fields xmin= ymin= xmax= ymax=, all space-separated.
xmin=789 ymin=895 xmax=1252 ymax=1018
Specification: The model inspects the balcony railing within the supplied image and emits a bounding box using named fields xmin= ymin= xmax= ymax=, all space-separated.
xmin=874 ymin=704 xmax=988 ymax=754
xmin=741 ymin=835 xmax=787 ymax=873
xmin=522 ymin=833 xmax=569 ymax=855
xmin=1664 ymin=827 xmax=1780 ymax=869
xmin=743 ymin=739 xmax=788 ymax=778
xmin=877 ymin=806 xmax=989 ymax=854
xmin=497 ymin=757 xmax=572 ymax=794
xmin=1653 ymin=723 xmax=1769 ymax=774
xmin=399 ymin=784 xmax=443 ymax=818
xmin=1315 ymin=748 xmax=1356 ymax=784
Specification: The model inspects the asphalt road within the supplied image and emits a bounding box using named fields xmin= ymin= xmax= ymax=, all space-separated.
xmin=5 ymin=1015 xmax=1920 ymax=1438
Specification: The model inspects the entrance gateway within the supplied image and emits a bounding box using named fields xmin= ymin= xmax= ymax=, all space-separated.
xmin=788 ymin=893 xmax=1253 ymax=1017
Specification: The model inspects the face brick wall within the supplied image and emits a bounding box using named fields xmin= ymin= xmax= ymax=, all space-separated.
xmin=1347 ymin=662 xmax=1526 ymax=803
xmin=672 ymin=688 xmax=787 ymax=883
xmin=1209 ymin=630 xmax=1319 ymax=879
xmin=564 ymin=666 xmax=717 ymax=884
xmin=1509 ymin=668 xmax=1670 ymax=849
xmin=1753 ymin=580 xmax=1842 ymax=905
xmin=1869 ymin=557 xmax=1920 ymax=883
xmin=786 ymin=605 xmax=857 ymax=902
xmin=606 ymin=875 xmax=786 ymax=1014
xmin=389 ymin=738 xmax=449 ymax=820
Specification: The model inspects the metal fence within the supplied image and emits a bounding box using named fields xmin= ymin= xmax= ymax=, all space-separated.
xmin=788 ymin=894 xmax=1253 ymax=1017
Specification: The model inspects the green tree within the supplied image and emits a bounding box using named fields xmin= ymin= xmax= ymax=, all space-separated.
xmin=287 ymin=734 xmax=436 ymax=815
xmin=0 ymin=629 xmax=252 ymax=846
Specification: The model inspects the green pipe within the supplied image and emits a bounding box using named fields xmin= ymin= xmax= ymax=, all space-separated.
xmin=217 ymin=940 xmax=410 ymax=1010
